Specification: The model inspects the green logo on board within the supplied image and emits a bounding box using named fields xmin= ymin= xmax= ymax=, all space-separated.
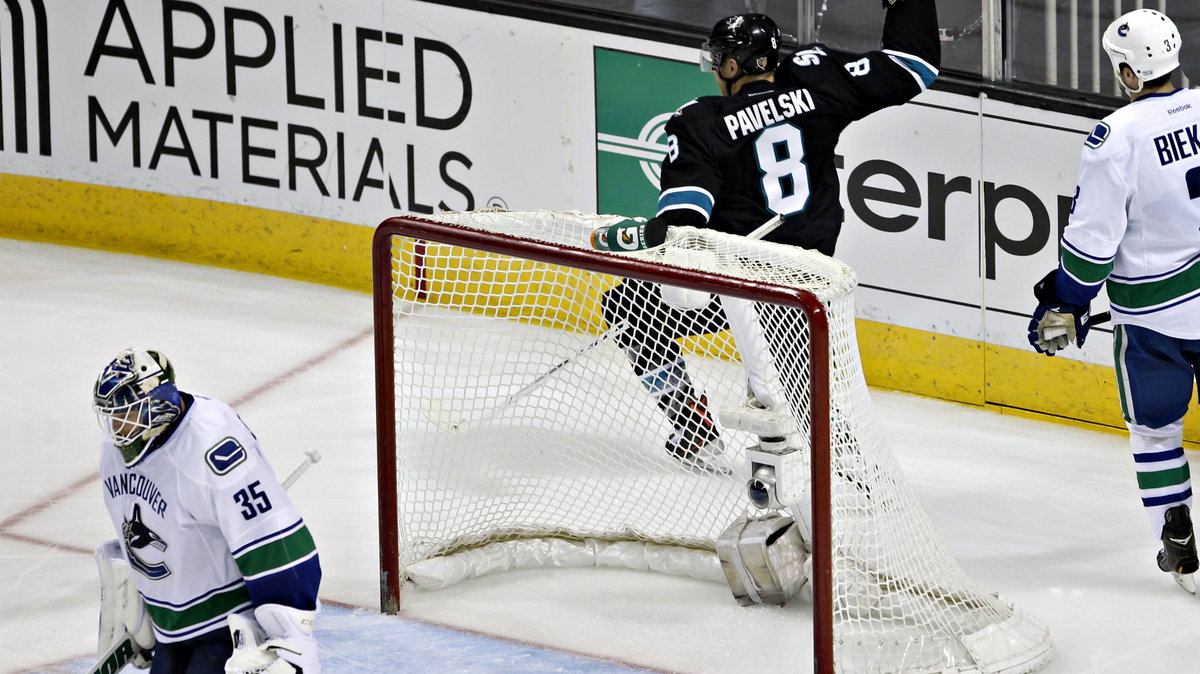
xmin=593 ymin=48 xmax=716 ymax=219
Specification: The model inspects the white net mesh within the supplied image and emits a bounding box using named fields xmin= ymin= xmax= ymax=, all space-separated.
xmin=379 ymin=210 xmax=1052 ymax=674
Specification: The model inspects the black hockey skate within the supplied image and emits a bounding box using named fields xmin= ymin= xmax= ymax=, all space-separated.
xmin=665 ymin=394 xmax=730 ymax=475
xmin=1157 ymin=504 xmax=1198 ymax=595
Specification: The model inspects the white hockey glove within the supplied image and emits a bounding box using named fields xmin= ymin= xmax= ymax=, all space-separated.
xmin=225 ymin=604 xmax=320 ymax=674
xmin=95 ymin=540 xmax=155 ymax=669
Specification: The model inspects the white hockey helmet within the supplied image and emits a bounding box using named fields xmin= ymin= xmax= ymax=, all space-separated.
xmin=1102 ymin=9 xmax=1182 ymax=91
xmin=93 ymin=348 xmax=182 ymax=466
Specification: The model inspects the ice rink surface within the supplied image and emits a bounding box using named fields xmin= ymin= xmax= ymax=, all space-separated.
xmin=2 ymin=238 xmax=1198 ymax=673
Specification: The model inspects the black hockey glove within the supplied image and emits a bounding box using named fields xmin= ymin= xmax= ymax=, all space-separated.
xmin=1028 ymin=269 xmax=1091 ymax=356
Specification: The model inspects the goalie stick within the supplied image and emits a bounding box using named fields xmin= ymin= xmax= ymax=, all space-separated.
xmin=282 ymin=450 xmax=323 ymax=489
xmin=83 ymin=451 xmax=321 ymax=674
xmin=87 ymin=632 xmax=139 ymax=674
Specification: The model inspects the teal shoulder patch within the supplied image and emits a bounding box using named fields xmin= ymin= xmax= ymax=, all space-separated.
xmin=1084 ymin=122 xmax=1111 ymax=149
xmin=205 ymin=437 xmax=247 ymax=475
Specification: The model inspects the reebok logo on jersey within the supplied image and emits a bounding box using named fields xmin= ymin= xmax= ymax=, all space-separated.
xmin=1084 ymin=122 xmax=1110 ymax=149
xmin=206 ymin=438 xmax=247 ymax=475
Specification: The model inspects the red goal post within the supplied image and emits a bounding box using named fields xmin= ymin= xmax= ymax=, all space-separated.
xmin=371 ymin=210 xmax=1053 ymax=674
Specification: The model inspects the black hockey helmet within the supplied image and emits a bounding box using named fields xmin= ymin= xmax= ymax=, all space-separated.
xmin=701 ymin=14 xmax=781 ymax=77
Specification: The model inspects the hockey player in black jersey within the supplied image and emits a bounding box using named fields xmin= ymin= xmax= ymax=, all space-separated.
xmin=601 ymin=0 xmax=939 ymax=471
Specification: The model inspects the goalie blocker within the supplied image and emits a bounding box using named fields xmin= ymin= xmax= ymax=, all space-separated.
xmin=225 ymin=604 xmax=320 ymax=674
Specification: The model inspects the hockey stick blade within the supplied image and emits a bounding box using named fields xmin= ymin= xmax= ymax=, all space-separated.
xmin=86 ymin=631 xmax=138 ymax=674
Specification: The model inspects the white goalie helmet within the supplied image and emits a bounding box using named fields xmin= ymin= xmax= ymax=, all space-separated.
xmin=1102 ymin=9 xmax=1182 ymax=91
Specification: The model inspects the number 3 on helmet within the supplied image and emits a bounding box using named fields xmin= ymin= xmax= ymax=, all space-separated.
xmin=1102 ymin=9 xmax=1182 ymax=92
xmin=93 ymin=348 xmax=182 ymax=466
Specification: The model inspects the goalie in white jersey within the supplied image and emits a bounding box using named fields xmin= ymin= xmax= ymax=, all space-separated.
xmin=1028 ymin=9 xmax=1200 ymax=593
xmin=92 ymin=348 xmax=322 ymax=672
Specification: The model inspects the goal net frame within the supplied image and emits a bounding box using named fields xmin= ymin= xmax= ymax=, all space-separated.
xmin=371 ymin=211 xmax=1052 ymax=674
xmin=372 ymin=213 xmax=837 ymax=668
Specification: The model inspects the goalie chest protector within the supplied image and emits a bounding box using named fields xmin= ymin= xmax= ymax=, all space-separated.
xmin=717 ymin=514 xmax=808 ymax=606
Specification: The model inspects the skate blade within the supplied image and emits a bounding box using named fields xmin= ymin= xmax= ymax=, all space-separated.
xmin=674 ymin=453 xmax=734 ymax=476
xmin=1170 ymin=571 xmax=1197 ymax=595
xmin=695 ymin=459 xmax=734 ymax=477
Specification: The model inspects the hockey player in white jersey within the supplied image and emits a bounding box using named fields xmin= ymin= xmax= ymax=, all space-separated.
xmin=1028 ymin=9 xmax=1200 ymax=593
xmin=92 ymin=348 xmax=322 ymax=672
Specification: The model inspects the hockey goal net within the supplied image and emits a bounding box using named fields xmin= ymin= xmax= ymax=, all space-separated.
xmin=373 ymin=210 xmax=1053 ymax=674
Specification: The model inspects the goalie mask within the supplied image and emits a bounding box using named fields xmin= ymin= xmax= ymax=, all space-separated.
xmin=701 ymin=14 xmax=780 ymax=80
xmin=1102 ymin=9 xmax=1181 ymax=93
xmin=93 ymin=348 xmax=182 ymax=466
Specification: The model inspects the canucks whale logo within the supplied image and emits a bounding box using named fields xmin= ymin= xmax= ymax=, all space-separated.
xmin=122 ymin=503 xmax=171 ymax=580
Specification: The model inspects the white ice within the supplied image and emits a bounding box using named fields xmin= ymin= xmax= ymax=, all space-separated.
xmin=2 ymin=238 xmax=1198 ymax=673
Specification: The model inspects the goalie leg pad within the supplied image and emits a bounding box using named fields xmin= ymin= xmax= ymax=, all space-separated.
xmin=95 ymin=539 xmax=154 ymax=668
xmin=716 ymin=514 xmax=808 ymax=606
